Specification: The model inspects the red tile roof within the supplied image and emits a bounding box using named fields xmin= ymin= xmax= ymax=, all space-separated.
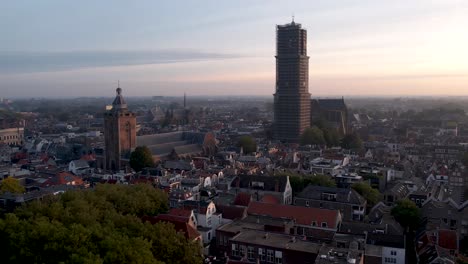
xmin=169 ymin=208 xmax=192 ymax=218
xmin=41 ymin=171 xmax=84 ymax=187
xmin=216 ymin=204 xmax=246 ymax=220
xmin=438 ymin=229 xmax=458 ymax=250
xmin=247 ymin=201 xmax=340 ymax=228
xmin=234 ymin=192 xmax=252 ymax=206
xmin=260 ymin=194 xmax=280 ymax=204
xmin=80 ymin=153 xmax=96 ymax=161
xmin=143 ymin=215 xmax=201 ymax=241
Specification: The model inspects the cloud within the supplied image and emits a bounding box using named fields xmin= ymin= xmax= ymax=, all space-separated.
xmin=0 ymin=50 xmax=244 ymax=74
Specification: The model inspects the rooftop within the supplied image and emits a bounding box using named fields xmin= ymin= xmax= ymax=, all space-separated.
xmin=231 ymin=229 xmax=321 ymax=254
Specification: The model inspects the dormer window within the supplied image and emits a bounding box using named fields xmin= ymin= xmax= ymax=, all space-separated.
xmin=321 ymin=222 xmax=327 ymax=228
xmin=312 ymin=221 xmax=317 ymax=226
xmin=321 ymin=192 xmax=337 ymax=201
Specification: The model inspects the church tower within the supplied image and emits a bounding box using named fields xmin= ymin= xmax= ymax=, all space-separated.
xmin=104 ymin=85 xmax=136 ymax=171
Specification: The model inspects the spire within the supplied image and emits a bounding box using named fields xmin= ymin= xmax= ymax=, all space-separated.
xmin=112 ymin=83 xmax=127 ymax=109
xmin=184 ymin=92 xmax=187 ymax=109
xmin=292 ymin=14 xmax=295 ymax=23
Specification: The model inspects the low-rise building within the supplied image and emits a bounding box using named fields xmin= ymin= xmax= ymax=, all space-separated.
xmin=294 ymin=185 xmax=367 ymax=221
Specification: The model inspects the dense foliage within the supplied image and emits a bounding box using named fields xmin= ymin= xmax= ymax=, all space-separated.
xmin=0 ymin=177 xmax=25 ymax=194
xmin=0 ymin=184 xmax=202 ymax=264
xmin=130 ymin=146 xmax=155 ymax=172
xmin=391 ymin=198 xmax=421 ymax=232
xmin=300 ymin=126 xmax=325 ymax=146
xmin=322 ymin=128 xmax=341 ymax=147
xmin=341 ymin=132 xmax=363 ymax=150
xmin=280 ymin=173 xmax=336 ymax=194
xmin=351 ymin=182 xmax=381 ymax=206
xmin=237 ymin=135 xmax=257 ymax=154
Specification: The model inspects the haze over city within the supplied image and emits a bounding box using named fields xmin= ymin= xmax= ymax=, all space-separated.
xmin=2 ymin=0 xmax=468 ymax=98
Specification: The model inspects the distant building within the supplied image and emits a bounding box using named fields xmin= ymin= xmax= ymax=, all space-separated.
xmin=136 ymin=131 xmax=217 ymax=161
xmin=273 ymin=20 xmax=311 ymax=142
xmin=0 ymin=118 xmax=25 ymax=145
xmin=311 ymin=98 xmax=349 ymax=135
xmin=0 ymin=127 xmax=24 ymax=146
xmin=103 ymin=86 xmax=136 ymax=171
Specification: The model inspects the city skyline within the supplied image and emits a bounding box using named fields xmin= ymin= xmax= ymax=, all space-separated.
xmin=1 ymin=0 xmax=468 ymax=97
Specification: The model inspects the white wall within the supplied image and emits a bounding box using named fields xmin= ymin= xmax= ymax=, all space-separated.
xmin=382 ymin=246 xmax=405 ymax=264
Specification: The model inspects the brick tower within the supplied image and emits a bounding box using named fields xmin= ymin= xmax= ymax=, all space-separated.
xmin=104 ymin=85 xmax=136 ymax=171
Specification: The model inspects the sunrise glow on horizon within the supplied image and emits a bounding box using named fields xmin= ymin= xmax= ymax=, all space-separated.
xmin=1 ymin=0 xmax=468 ymax=97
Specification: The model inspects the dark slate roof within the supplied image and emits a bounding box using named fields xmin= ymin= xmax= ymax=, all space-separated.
xmin=296 ymin=185 xmax=366 ymax=205
xmin=312 ymin=98 xmax=347 ymax=111
xmin=136 ymin=131 xmax=207 ymax=157
xmin=366 ymin=234 xmax=405 ymax=248
xmin=233 ymin=175 xmax=288 ymax=193
xmin=164 ymin=160 xmax=192 ymax=171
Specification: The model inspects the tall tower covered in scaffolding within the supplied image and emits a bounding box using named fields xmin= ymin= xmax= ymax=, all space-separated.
xmin=273 ymin=19 xmax=311 ymax=142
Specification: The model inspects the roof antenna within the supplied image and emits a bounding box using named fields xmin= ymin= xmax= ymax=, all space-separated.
xmin=292 ymin=13 xmax=295 ymax=23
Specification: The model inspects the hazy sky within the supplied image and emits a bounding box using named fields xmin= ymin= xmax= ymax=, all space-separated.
xmin=1 ymin=0 xmax=468 ymax=98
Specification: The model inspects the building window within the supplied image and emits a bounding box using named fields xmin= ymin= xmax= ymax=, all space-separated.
xmin=208 ymin=232 xmax=211 ymax=241
xmin=259 ymin=248 xmax=266 ymax=261
xmin=247 ymin=246 xmax=254 ymax=260
xmin=239 ymin=245 xmax=246 ymax=257
xmin=321 ymin=222 xmax=327 ymax=228
xmin=275 ymin=251 xmax=283 ymax=264
xmin=267 ymin=249 xmax=274 ymax=263
xmin=391 ymin=250 xmax=397 ymax=256
xmin=312 ymin=221 xmax=317 ymax=227
xmin=232 ymin=243 xmax=239 ymax=256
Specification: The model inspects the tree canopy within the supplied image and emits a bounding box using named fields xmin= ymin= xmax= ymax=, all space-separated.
xmin=351 ymin=182 xmax=381 ymax=205
xmin=129 ymin=146 xmax=155 ymax=172
xmin=0 ymin=184 xmax=202 ymax=264
xmin=300 ymin=126 xmax=325 ymax=146
xmin=0 ymin=177 xmax=25 ymax=194
xmin=323 ymin=128 xmax=341 ymax=147
xmin=237 ymin=135 xmax=257 ymax=154
xmin=280 ymin=173 xmax=335 ymax=194
xmin=391 ymin=198 xmax=421 ymax=232
xmin=341 ymin=132 xmax=363 ymax=150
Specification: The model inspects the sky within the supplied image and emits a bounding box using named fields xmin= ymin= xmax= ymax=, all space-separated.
xmin=1 ymin=0 xmax=468 ymax=98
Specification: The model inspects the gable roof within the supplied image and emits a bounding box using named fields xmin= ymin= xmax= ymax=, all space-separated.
xmin=233 ymin=192 xmax=252 ymax=206
xmin=233 ymin=175 xmax=288 ymax=193
xmin=312 ymin=98 xmax=347 ymax=111
xmin=247 ymin=201 xmax=340 ymax=228
xmin=216 ymin=204 xmax=247 ymax=220
xmin=143 ymin=215 xmax=200 ymax=241
xmin=169 ymin=208 xmax=193 ymax=218
xmin=297 ymin=185 xmax=366 ymax=205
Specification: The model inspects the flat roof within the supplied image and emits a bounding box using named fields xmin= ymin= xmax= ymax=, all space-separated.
xmin=231 ymin=229 xmax=321 ymax=254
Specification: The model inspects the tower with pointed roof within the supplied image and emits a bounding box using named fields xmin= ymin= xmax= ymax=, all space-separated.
xmin=104 ymin=85 xmax=136 ymax=171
